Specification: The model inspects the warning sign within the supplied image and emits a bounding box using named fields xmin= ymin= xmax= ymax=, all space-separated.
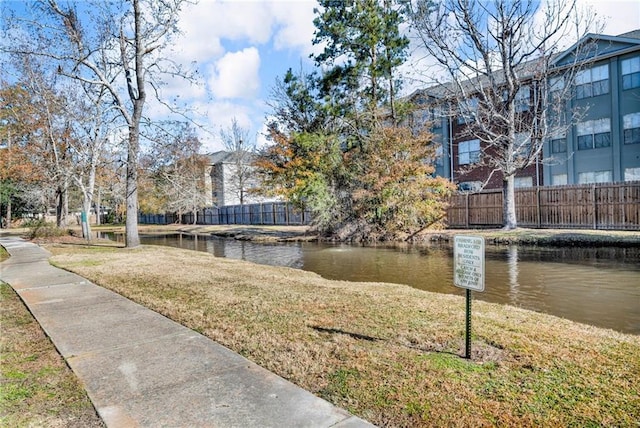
xmin=454 ymin=235 xmax=485 ymax=292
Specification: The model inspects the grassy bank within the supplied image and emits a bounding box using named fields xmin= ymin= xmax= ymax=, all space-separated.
xmin=46 ymin=241 xmax=640 ymax=427
xmin=425 ymin=228 xmax=640 ymax=247
xmin=0 ymin=282 xmax=104 ymax=427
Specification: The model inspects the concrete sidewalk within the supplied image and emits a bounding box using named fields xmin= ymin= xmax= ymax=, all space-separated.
xmin=0 ymin=237 xmax=374 ymax=428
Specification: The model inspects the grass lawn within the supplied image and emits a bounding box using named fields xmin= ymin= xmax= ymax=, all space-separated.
xmin=44 ymin=240 xmax=640 ymax=427
xmin=0 ymin=282 xmax=104 ymax=427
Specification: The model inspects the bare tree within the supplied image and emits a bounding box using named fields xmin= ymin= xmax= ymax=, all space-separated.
xmin=3 ymin=0 xmax=193 ymax=246
xmin=219 ymin=118 xmax=257 ymax=206
xmin=69 ymin=86 xmax=117 ymax=239
xmin=406 ymin=0 xmax=599 ymax=229
xmin=13 ymin=57 xmax=75 ymax=228
xmin=4 ymin=42 xmax=120 ymax=237
xmin=144 ymin=122 xmax=208 ymax=224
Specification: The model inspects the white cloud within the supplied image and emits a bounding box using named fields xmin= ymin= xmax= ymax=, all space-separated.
xmin=186 ymin=100 xmax=258 ymax=152
xmin=161 ymin=73 xmax=208 ymax=103
xmin=267 ymin=1 xmax=317 ymax=54
xmin=208 ymin=47 xmax=261 ymax=99
xmin=177 ymin=1 xmax=275 ymax=59
xmin=579 ymin=0 xmax=640 ymax=35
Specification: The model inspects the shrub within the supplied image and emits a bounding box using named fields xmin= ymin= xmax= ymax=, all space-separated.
xmin=25 ymin=219 xmax=72 ymax=239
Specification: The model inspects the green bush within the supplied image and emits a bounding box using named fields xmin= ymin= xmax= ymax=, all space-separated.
xmin=25 ymin=219 xmax=72 ymax=239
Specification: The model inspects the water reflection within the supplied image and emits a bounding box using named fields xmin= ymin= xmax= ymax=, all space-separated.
xmin=100 ymin=232 xmax=640 ymax=334
xmin=507 ymin=246 xmax=519 ymax=304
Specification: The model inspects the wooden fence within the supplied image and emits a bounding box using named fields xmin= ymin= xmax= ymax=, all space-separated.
xmin=447 ymin=181 xmax=640 ymax=230
xmin=139 ymin=202 xmax=312 ymax=226
xmin=140 ymin=183 xmax=639 ymax=231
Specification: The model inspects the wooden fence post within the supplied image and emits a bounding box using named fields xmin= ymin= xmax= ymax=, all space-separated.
xmin=536 ymin=187 xmax=541 ymax=228
xmin=260 ymin=203 xmax=264 ymax=225
xmin=592 ymin=184 xmax=597 ymax=230
xmin=285 ymin=202 xmax=290 ymax=226
xmin=465 ymin=192 xmax=470 ymax=227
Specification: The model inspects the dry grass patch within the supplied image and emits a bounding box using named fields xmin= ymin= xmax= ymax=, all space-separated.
xmin=0 ymin=283 xmax=104 ymax=428
xmin=47 ymin=243 xmax=640 ymax=427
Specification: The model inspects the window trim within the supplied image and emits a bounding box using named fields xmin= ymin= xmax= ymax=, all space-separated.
xmin=622 ymin=56 xmax=640 ymax=90
xmin=623 ymin=112 xmax=640 ymax=145
xmin=551 ymin=174 xmax=568 ymax=186
xmin=551 ymin=137 xmax=567 ymax=154
xmin=575 ymin=64 xmax=609 ymax=99
xmin=624 ymin=167 xmax=640 ymax=181
xmin=578 ymin=170 xmax=613 ymax=184
xmin=515 ymin=86 xmax=531 ymax=112
xmin=458 ymin=139 xmax=481 ymax=165
xmin=514 ymin=176 xmax=534 ymax=188
xmin=457 ymin=97 xmax=479 ymax=125
xmin=576 ymin=118 xmax=611 ymax=150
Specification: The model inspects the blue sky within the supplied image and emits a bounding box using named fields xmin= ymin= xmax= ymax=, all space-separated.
xmin=167 ymin=0 xmax=321 ymax=151
xmin=2 ymin=0 xmax=639 ymax=153
xmin=165 ymin=0 xmax=640 ymax=152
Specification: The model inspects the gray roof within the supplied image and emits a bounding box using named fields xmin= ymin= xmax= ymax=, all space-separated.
xmin=207 ymin=150 xmax=256 ymax=165
xmin=618 ymin=29 xmax=640 ymax=39
xmin=410 ymin=29 xmax=640 ymax=103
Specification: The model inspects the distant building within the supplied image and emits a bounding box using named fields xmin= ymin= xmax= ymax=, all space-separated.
xmin=408 ymin=29 xmax=640 ymax=190
xmin=207 ymin=150 xmax=280 ymax=207
xmin=544 ymin=30 xmax=640 ymax=185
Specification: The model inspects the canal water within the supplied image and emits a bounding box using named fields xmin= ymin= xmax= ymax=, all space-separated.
xmin=104 ymin=232 xmax=640 ymax=335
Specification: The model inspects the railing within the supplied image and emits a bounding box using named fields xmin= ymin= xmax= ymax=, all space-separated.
xmin=447 ymin=181 xmax=640 ymax=230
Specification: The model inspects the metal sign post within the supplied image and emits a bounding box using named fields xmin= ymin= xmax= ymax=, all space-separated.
xmin=453 ymin=235 xmax=485 ymax=359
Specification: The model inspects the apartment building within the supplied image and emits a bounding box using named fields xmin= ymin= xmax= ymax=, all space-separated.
xmin=208 ymin=150 xmax=280 ymax=207
xmin=544 ymin=30 xmax=640 ymax=185
xmin=409 ymin=29 xmax=640 ymax=190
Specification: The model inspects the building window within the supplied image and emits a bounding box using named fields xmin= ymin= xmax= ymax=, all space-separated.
xmin=549 ymin=76 xmax=565 ymax=99
xmin=625 ymin=167 xmax=640 ymax=181
xmin=551 ymin=138 xmax=567 ymax=153
xmin=578 ymin=170 xmax=612 ymax=184
xmin=515 ymin=86 xmax=530 ymax=112
xmin=457 ymin=97 xmax=478 ymax=124
xmin=623 ymin=112 xmax=640 ymax=145
xmin=552 ymin=174 xmax=568 ymax=186
xmin=431 ymin=106 xmax=443 ymax=128
xmin=458 ymin=181 xmax=482 ymax=192
xmin=514 ymin=132 xmax=532 ymax=158
xmin=575 ymin=64 xmax=609 ymax=99
xmin=514 ymin=176 xmax=533 ymax=188
xmin=576 ymin=118 xmax=611 ymax=150
xmin=622 ymin=56 xmax=640 ymax=90
xmin=458 ymin=139 xmax=481 ymax=165
xmin=435 ymin=144 xmax=444 ymax=166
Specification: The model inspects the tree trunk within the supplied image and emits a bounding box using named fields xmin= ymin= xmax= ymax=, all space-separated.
xmin=123 ymin=0 xmax=145 ymax=248
xmin=56 ymin=187 xmax=62 ymax=227
xmin=125 ymin=128 xmax=141 ymax=247
xmin=81 ymin=198 xmax=92 ymax=240
xmin=5 ymin=198 xmax=11 ymax=229
xmin=503 ymin=175 xmax=517 ymax=230
xmin=95 ymin=187 xmax=101 ymax=226
xmin=56 ymin=183 xmax=69 ymax=228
